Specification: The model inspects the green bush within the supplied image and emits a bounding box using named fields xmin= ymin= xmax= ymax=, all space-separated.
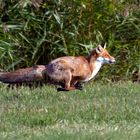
xmin=0 ymin=0 xmax=140 ymax=81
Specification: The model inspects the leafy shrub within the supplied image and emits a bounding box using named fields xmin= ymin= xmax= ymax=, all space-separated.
xmin=0 ymin=0 xmax=140 ymax=81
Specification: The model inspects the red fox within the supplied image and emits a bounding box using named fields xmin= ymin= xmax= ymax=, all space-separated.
xmin=47 ymin=44 xmax=115 ymax=91
xmin=0 ymin=44 xmax=115 ymax=91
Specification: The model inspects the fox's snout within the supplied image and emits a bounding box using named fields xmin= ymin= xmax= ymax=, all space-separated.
xmin=109 ymin=58 xmax=116 ymax=64
xmin=97 ymin=56 xmax=116 ymax=64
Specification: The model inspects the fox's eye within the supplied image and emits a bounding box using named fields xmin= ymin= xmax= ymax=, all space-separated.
xmin=103 ymin=54 xmax=109 ymax=58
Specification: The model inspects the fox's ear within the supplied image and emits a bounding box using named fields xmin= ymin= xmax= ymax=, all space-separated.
xmin=96 ymin=45 xmax=102 ymax=54
xmin=103 ymin=43 xmax=106 ymax=49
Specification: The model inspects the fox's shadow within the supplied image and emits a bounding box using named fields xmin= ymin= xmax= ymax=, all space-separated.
xmin=7 ymin=81 xmax=83 ymax=91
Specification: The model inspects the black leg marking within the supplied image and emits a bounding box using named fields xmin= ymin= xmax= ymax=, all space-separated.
xmin=75 ymin=82 xmax=83 ymax=90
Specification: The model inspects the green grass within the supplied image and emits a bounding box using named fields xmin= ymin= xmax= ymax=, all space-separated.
xmin=0 ymin=81 xmax=140 ymax=140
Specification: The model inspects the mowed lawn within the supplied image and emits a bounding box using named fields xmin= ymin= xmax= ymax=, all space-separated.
xmin=0 ymin=81 xmax=140 ymax=140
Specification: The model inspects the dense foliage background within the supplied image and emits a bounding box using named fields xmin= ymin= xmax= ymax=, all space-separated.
xmin=0 ymin=0 xmax=140 ymax=81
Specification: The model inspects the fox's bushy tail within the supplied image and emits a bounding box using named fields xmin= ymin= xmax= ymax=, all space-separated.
xmin=0 ymin=65 xmax=47 ymax=84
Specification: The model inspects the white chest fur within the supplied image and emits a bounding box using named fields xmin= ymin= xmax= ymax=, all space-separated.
xmin=82 ymin=61 xmax=102 ymax=82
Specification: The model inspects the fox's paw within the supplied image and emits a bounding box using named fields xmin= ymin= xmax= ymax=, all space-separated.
xmin=75 ymin=82 xmax=83 ymax=90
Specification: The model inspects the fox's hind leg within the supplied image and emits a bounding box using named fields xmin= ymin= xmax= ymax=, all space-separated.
xmin=57 ymin=70 xmax=76 ymax=91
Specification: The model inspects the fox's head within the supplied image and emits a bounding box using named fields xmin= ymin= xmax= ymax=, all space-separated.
xmin=95 ymin=44 xmax=115 ymax=64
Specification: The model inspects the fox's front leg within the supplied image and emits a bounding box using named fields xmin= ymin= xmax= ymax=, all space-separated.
xmin=70 ymin=77 xmax=83 ymax=90
xmin=74 ymin=82 xmax=83 ymax=90
xmin=59 ymin=81 xmax=82 ymax=90
xmin=57 ymin=82 xmax=82 ymax=91
xmin=57 ymin=77 xmax=83 ymax=92
xmin=57 ymin=71 xmax=76 ymax=91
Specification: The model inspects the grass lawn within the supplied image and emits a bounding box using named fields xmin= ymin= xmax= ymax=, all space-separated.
xmin=0 ymin=81 xmax=140 ymax=140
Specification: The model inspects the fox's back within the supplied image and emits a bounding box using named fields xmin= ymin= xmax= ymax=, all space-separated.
xmin=47 ymin=56 xmax=91 ymax=80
